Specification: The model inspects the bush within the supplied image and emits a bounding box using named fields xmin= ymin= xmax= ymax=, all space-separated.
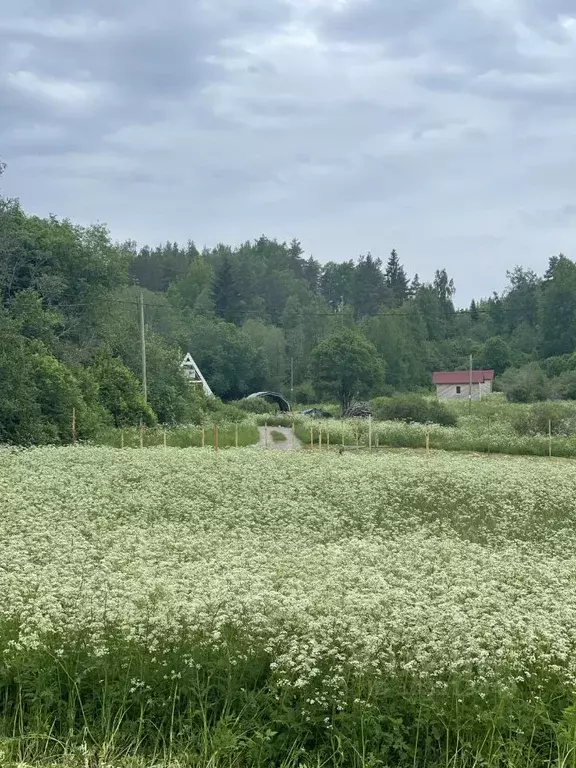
xmin=89 ymin=355 xmax=156 ymax=428
xmin=500 ymin=363 xmax=549 ymax=403
xmin=292 ymin=382 xmax=316 ymax=405
xmin=204 ymin=398 xmax=248 ymax=424
xmin=551 ymin=370 xmax=576 ymax=401
xmin=232 ymin=397 xmax=277 ymax=414
xmin=255 ymin=414 xmax=297 ymax=427
xmin=371 ymin=395 xmax=457 ymax=427
xmin=512 ymin=401 xmax=576 ymax=437
xmin=541 ymin=354 xmax=576 ymax=378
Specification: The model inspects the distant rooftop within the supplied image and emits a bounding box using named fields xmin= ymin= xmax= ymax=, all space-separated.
xmin=433 ymin=370 xmax=495 ymax=385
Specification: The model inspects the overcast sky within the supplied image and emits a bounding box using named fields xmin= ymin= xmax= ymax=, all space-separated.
xmin=2 ymin=0 xmax=576 ymax=303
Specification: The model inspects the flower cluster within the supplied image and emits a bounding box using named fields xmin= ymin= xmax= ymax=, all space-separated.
xmin=1 ymin=446 xmax=575 ymax=722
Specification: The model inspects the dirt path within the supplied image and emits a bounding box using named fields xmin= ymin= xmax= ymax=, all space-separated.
xmin=257 ymin=426 xmax=302 ymax=451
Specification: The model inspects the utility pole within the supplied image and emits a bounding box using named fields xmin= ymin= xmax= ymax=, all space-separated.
xmin=140 ymin=289 xmax=148 ymax=403
xmin=468 ymin=353 xmax=473 ymax=414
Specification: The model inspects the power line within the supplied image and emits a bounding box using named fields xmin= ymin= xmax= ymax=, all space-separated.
xmin=4 ymin=294 xmax=539 ymax=319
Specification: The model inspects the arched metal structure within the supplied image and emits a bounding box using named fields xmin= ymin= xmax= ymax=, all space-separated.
xmin=247 ymin=392 xmax=291 ymax=413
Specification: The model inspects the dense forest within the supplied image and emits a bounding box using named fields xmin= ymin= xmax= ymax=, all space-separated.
xmin=2 ymin=162 xmax=576 ymax=442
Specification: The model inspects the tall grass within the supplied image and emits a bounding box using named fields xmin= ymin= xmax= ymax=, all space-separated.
xmin=93 ymin=422 xmax=260 ymax=449
xmin=296 ymin=399 xmax=576 ymax=458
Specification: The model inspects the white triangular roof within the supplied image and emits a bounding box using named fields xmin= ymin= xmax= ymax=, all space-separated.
xmin=181 ymin=353 xmax=213 ymax=397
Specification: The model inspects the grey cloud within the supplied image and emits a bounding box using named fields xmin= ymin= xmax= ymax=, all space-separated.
xmin=2 ymin=0 xmax=576 ymax=303
xmin=0 ymin=0 xmax=291 ymax=158
xmin=313 ymin=0 xmax=529 ymax=74
xmin=520 ymin=204 xmax=576 ymax=228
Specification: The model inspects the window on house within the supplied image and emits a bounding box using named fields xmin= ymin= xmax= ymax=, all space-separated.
xmin=456 ymin=386 xmax=461 ymax=394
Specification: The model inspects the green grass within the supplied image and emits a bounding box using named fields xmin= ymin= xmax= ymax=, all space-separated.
xmin=93 ymin=422 xmax=259 ymax=449
xmin=295 ymin=398 xmax=576 ymax=458
xmin=270 ymin=429 xmax=288 ymax=443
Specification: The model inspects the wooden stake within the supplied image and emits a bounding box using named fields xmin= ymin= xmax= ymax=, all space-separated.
xmin=214 ymin=423 xmax=219 ymax=453
xmin=139 ymin=422 xmax=144 ymax=449
xmin=355 ymin=424 xmax=359 ymax=447
xmin=201 ymin=426 xmax=205 ymax=448
xmin=163 ymin=430 xmax=167 ymax=450
xmin=341 ymin=420 xmax=345 ymax=447
xmin=426 ymin=431 xmax=430 ymax=455
xmin=72 ymin=407 xmax=76 ymax=443
xmin=368 ymin=416 xmax=372 ymax=452
xmin=292 ymin=420 xmax=295 ymax=450
xmin=327 ymin=431 xmax=330 ymax=449
xmin=549 ymin=419 xmax=552 ymax=458
xmin=310 ymin=426 xmax=314 ymax=449
xmin=121 ymin=431 xmax=124 ymax=449
xmin=264 ymin=422 xmax=268 ymax=449
xmin=319 ymin=426 xmax=322 ymax=450
xmin=235 ymin=423 xmax=239 ymax=448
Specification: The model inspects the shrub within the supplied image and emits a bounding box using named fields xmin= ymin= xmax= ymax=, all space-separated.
xmin=255 ymin=414 xmax=296 ymax=427
xmin=89 ymin=355 xmax=156 ymax=428
xmin=551 ymin=370 xmax=576 ymax=401
xmin=232 ymin=397 xmax=277 ymax=414
xmin=372 ymin=395 xmax=457 ymax=427
xmin=292 ymin=382 xmax=317 ymax=405
xmin=500 ymin=363 xmax=549 ymax=403
xmin=512 ymin=401 xmax=576 ymax=437
xmin=204 ymin=398 xmax=248 ymax=424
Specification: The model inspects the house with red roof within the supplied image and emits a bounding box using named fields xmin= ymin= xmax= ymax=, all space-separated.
xmin=433 ymin=370 xmax=495 ymax=401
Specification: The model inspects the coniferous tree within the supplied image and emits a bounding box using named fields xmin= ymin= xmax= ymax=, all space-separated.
xmin=212 ymin=255 xmax=243 ymax=324
xmin=384 ymin=249 xmax=409 ymax=305
xmin=470 ymin=299 xmax=480 ymax=322
xmin=352 ymin=254 xmax=389 ymax=319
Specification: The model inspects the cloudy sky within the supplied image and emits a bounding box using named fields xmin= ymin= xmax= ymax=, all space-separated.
xmin=1 ymin=0 xmax=576 ymax=303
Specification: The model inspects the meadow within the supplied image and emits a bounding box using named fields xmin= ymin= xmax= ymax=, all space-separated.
xmin=296 ymin=398 xmax=576 ymax=458
xmin=2 ymin=447 xmax=576 ymax=766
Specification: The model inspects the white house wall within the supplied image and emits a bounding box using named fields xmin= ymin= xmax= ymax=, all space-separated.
xmin=436 ymin=383 xmax=484 ymax=401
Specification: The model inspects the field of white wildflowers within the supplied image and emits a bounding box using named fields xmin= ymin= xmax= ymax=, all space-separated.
xmin=2 ymin=446 xmax=576 ymax=767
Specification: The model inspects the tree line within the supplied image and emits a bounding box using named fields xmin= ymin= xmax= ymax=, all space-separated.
xmin=2 ymin=169 xmax=576 ymax=441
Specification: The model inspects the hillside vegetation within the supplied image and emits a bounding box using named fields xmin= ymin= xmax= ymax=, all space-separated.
xmin=4 ymin=173 xmax=576 ymax=442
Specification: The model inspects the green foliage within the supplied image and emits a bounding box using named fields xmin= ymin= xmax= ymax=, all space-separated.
xmin=232 ymin=397 xmax=277 ymax=414
xmin=479 ymin=335 xmax=512 ymax=374
xmin=500 ymin=362 xmax=549 ymax=402
xmin=512 ymin=401 xmax=576 ymax=436
xmin=187 ymin=317 xmax=266 ymax=399
xmin=0 ymin=334 xmax=102 ymax=444
xmin=95 ymin=422 xmax=259 ymax=448
xmin=551 ymin=369 xmax=576 ymax=400
xmin=5 ymin=187 xmax=576 ymax=446
xmin=541 ymin=353 xmax=576 ymax=378
xmin=539 ymin=255 xmax=576 ymax=357
xmin=204 ymin=397 xmax=249 ymax=424
xmin=372 ymin=394 xmax=458 ymax=427
xmin=242 ymin=318 xmax=287 ymax=392
xmin=167 ymin=254 xmax=213 ymax=310
xmin=291 ymin=381 xmax=316 ymax=405
xmin=88 ymin=355 xmax=156 ymax=428
xmin=310 ymin=327 xmax=385 ymax=412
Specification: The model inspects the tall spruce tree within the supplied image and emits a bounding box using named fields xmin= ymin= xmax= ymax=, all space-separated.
xmin=384 ymin=249 xmax=409 ymax=305
xmin=211 ymin=255 xmax=243 ymax=324
xmin=352 ymin=253 xmax=389 ymax=318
